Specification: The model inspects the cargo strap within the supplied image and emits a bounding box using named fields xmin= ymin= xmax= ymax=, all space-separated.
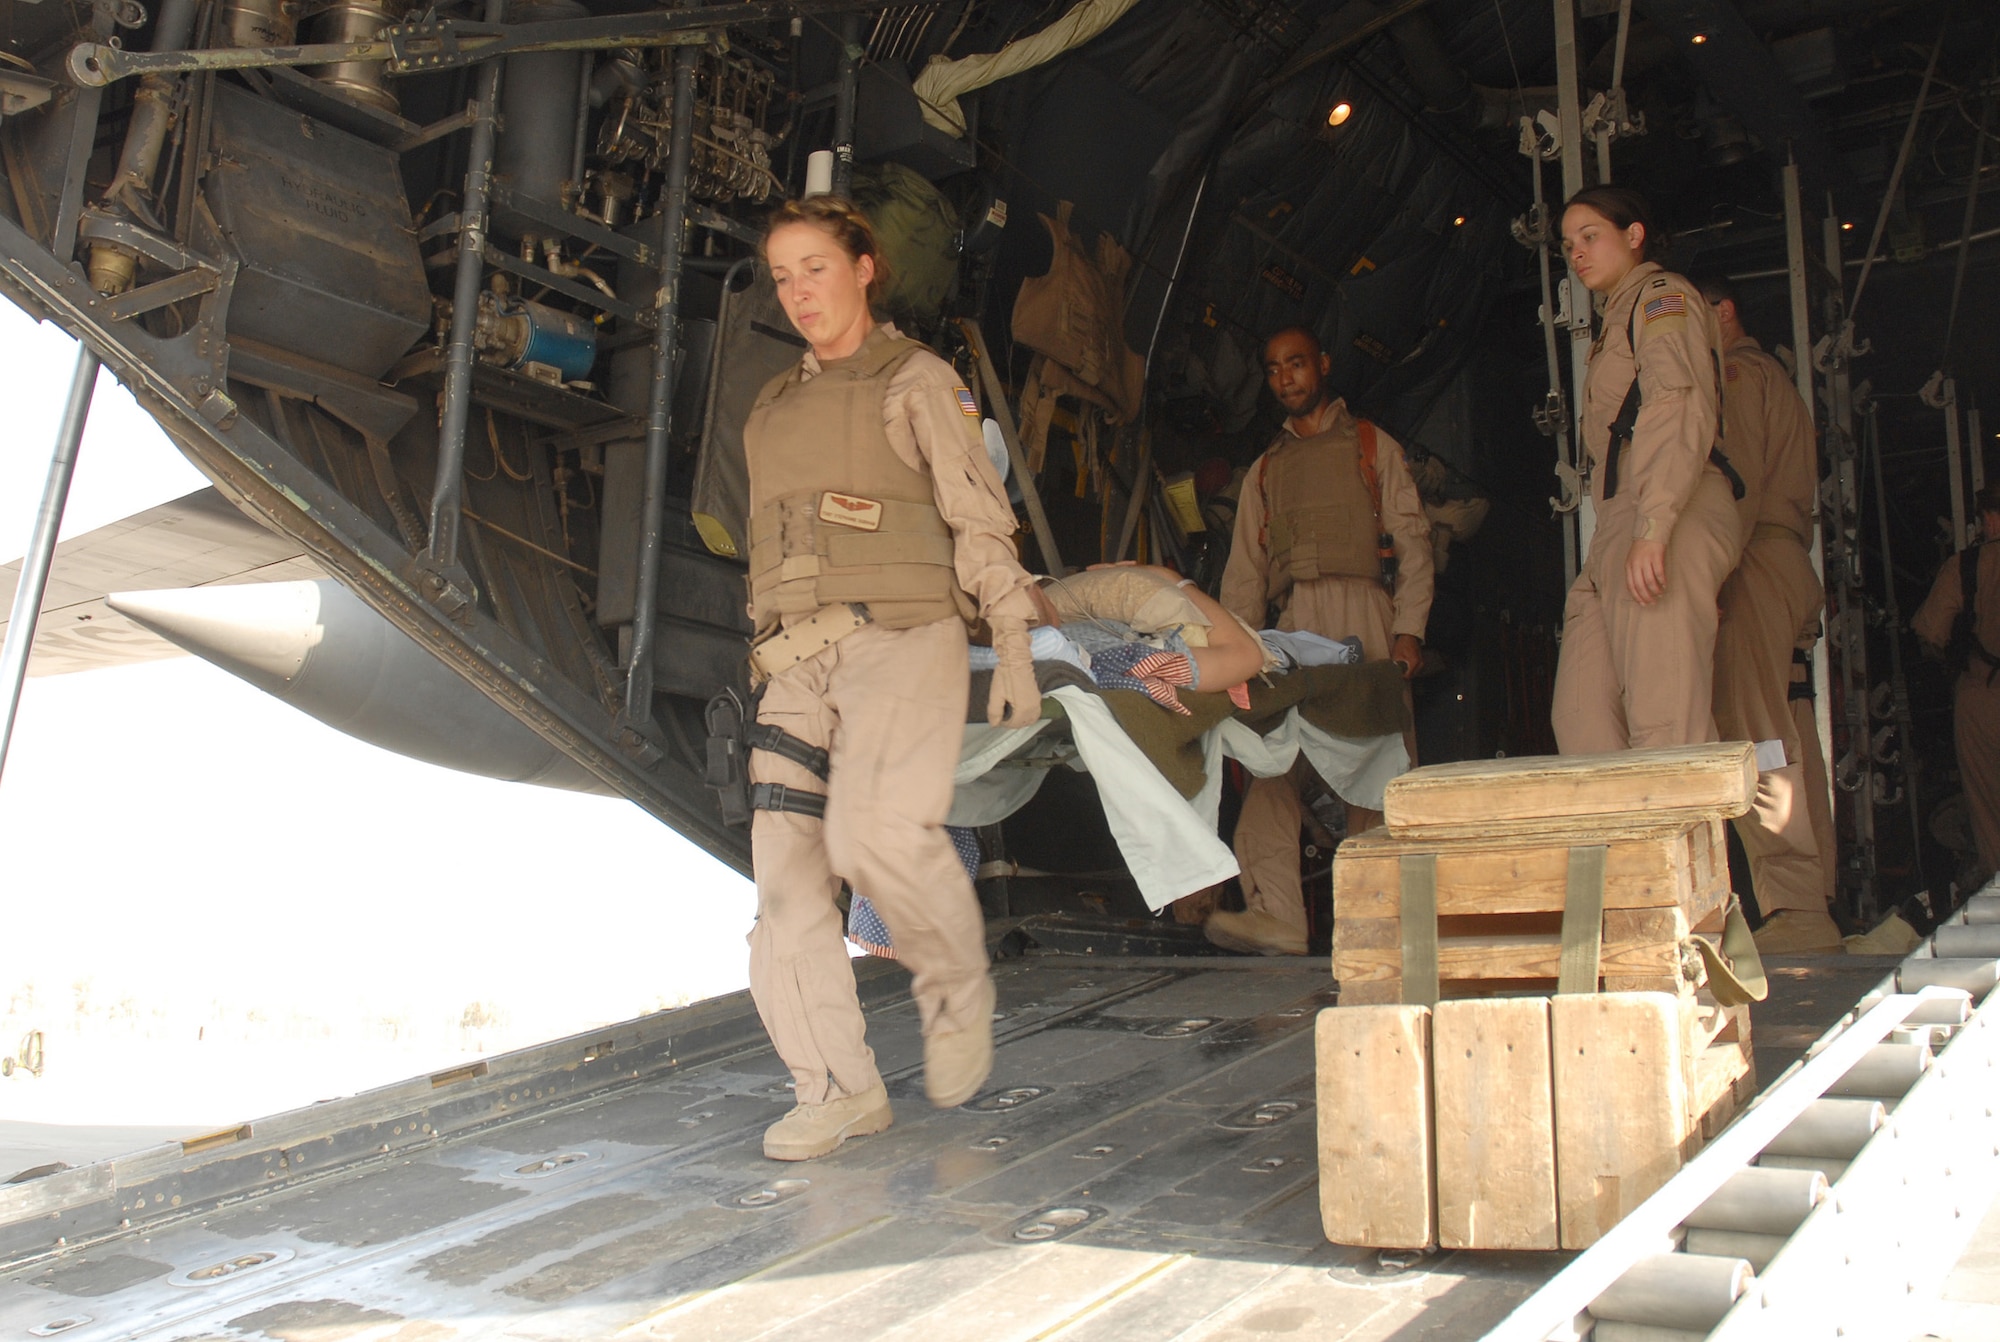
xmin=1556 ymin=845 xmax=1609 ymax=995
xmin=748 ymin=602 xmax=871 ymax=683
xmin=750 ymin=782 xmax=827 ymax=820
xmin=1397 ymin=853 xmax=1440 ymax=1007
xmin=1688 ymin=897 xmax=1769 ymax=1006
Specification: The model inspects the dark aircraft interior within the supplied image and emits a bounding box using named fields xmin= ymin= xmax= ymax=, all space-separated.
xmin=0 ymin=0 xmax=1993 ymax=943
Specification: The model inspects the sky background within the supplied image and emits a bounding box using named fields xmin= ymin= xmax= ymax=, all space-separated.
xmin=0 ymin=300 xmax=759 ymax=1153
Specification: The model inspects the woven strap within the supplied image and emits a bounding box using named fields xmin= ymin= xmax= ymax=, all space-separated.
xmin=1556 ymin=844 xmax=1609 ymax=995
xmin=1398 ymin=853 xmax=1440 ymax=1007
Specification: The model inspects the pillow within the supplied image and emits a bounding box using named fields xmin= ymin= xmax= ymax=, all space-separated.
xmin=1040 ymin=568 xmax=1212 ymax=643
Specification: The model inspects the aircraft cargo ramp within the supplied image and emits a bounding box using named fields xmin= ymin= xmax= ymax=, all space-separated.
xmin=2 ymin=946 xmax=1977 ymax=1342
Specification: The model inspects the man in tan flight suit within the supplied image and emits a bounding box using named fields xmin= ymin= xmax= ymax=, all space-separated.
xmin=1696 ymin=277 xmax=1841 ymax=953
xmin=1208 ymin=327 xmax=1433 ymax=956
xmin=744 ymin=320 xmax=1040 ymax=1156
xmin=1913 ymin=482 xmax=2000 ymax=886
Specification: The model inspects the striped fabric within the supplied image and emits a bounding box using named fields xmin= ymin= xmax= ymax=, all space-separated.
xmin=847 ymin=826 xmax=983 ymax=959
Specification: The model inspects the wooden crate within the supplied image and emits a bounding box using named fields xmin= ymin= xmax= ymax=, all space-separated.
xmin=1316 ymin=992 xmax=1755 ymax=1252
xmin=1381 ymin=743 xmax=1757 ymax=840
xmin=1332 ymin=818 xmax=1729 ymax=1005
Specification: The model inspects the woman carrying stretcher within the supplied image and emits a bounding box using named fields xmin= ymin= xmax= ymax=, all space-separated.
xmin=1550 ymin=185 xmax=1745 ymax=752
xmin=738 ymin=196 xmax=1041 ymax=1160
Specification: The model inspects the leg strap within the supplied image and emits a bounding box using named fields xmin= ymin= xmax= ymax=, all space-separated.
xmin=746 ymin=722 xmax=831 ymax=780
xmin=750 ymin=782 xmax=827 ymax=820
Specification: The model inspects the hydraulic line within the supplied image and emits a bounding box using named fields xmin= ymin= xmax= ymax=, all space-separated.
xmin=1864 ymin=405 xmax=1927 ymax=893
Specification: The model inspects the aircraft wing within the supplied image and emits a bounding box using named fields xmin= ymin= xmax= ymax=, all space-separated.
xmin=0 ymin=488 xmax=321 ymax=676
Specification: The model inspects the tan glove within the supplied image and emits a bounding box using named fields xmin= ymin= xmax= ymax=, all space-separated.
xmin=986 ymin=616 xmax=1041 ymax=729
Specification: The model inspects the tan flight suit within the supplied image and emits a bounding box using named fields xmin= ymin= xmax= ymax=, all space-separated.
xmin=1219 ymin=398 xmax=1433 ymax=942
xmin=1913 ymin=542 xmax=2000 ymax=878
xmin=1552 ymin=263 xmax=1741 ymax=753
xmin=743 ymin=323 xmax=1037 ymax=1106
xmin=1711 ymin=335 xmax=1833 ymax=916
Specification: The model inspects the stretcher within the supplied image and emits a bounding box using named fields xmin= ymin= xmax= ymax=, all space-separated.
xmin=949 ymin=681 xmax=1409 ymax=911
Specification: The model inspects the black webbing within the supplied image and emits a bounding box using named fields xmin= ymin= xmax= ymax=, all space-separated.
xmin=750 ymin=782 xmax=827 ymax=819
xmin=1602 ymin=298 xmax=1741 ymax=502
xmin=746 ymin=722 xmax=831 ymax=780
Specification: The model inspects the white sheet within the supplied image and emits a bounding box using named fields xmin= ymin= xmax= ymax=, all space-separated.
xmin=946 ymin=688 xmax=1406 ymax=914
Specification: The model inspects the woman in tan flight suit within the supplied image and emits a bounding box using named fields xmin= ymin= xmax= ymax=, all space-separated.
xmin=1551 ymin=186 xmax=1743 ymax=752
xmin=742 ymin=198 xmax=1042 ymax=1161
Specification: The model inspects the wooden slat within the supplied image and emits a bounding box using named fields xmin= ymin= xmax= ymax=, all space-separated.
xmin=1333 ymin=824 xmax=1696 ymax=917
xmin=1551 ymin=992 xmax=1691 ymax=1249
xmin=1433 ymin=998 xmax=1559 ymax=1250
xmin=1316 ymin=1005 xmax=1434 ymax=1249
xmin=1381 ymin=743 xmax=1758 ymax=839
xmin=1334 ymin=908 xmax=1688 ymax=986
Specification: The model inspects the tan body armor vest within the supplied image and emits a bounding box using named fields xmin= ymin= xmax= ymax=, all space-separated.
xmin=743 ymin=330 xmax=971 ymax=634
xmin=1261 ymin=417 xmax=1382 ymax=603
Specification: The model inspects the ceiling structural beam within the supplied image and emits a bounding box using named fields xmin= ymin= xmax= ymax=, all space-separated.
xmin=1634 ymin=0 xmax=1836 ymax=198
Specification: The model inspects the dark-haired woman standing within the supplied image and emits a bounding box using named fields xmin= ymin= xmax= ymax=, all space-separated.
xmin=741 ymin=197 xmax=1041 ymax=1160
xmin=1551 ymin=186 xmax=1743 ymax=753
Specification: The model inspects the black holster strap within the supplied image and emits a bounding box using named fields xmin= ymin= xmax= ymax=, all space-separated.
xmin=750 ymin=782 xmax=827 ymax=819
xmin=746 ymin=723 xmax=831 ymax=780
xmin=1709 ymin=447 xmax=1747 ymax=500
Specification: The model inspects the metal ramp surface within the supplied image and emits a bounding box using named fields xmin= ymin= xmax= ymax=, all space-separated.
xmin=0 ymin=956 xmax=1889 ymax=1341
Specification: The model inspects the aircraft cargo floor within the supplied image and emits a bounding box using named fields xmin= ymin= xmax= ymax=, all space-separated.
xmin=0 ymin=953 xmax=1946 ymax=1340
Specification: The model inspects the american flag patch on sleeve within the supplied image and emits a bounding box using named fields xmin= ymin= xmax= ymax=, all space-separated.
xmin=1643 ymin=293 xmax=1686 ymax=323
xmin=955 ymin=387 xmax=980 ymax=416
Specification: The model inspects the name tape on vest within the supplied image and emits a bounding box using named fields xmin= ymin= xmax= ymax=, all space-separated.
xmin=818 ymin=491 xmax=884 ymax=532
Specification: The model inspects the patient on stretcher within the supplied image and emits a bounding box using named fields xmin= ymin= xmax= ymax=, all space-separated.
xmin=967 ymin=563 xmax=1271 ymax=713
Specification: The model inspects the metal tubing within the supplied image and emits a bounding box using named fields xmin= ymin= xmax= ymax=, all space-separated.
xmin=1932 ymin=925 xmax=2000 ymax=958
xmin=1961 ymin=894 xmax=2000 ymax=923
xmin=1552 ymin=0 xmax=1594 ymax=566
xmin=1679 ymin=1229 xmax=1786 ymax=1273
xmin=425 ymin=0 xmax=509 ymax=580
xmin=622 ymin=44 xmax=697 ymax=724
xmin=1755 ymin=1152 xmax=1849 ymax=1182
xmin=1762 ymin=1097 xmax=1884 ymax=1159
xmin=1946 ymin=376 xmax=1966 ymax=549
xmin=1971 ymin=404 xmax=1986 ymax=494
xmin=1781 ymin=160 xmax=1835 ymax=803
xmin=1683 ymin=1167 xmax=1826 ymax=1236
xmin=1486 ymin=991 xmax=1951 ymax=1342
xmin=831 ymin=12 xmax=859 ymax=197
xmin=1591 ymin=1325 xmax=1709 ymax=1342
xmin=1867 ymin=405 xmax=1928 ymax=888
xmin=1588 ymin=1253 xmax=1753 ymax=1332
xmin=0 ymin=347 xmax=100 ymax=787
xmin=1897 ymin=957 xmax=2000 ymax=997
xmin=1854 ymin=985 xmax=1972 ymax=1022
xmin=1824 ymin=1041 xmax=1931 ymax=1098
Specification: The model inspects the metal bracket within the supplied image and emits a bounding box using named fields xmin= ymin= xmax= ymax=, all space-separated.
xmin=1518 ymin=109 xmax=1561 ymax=161
xmin=1510 ymin=200 xmax=1552 ymax=251
xmin=1550 ymin=456 xmax=1584 ymax=515
xmin=409 ymin=557 xmax=479 ymax=621
xmin=1581 ymin=88 xmax=1645 ymax=147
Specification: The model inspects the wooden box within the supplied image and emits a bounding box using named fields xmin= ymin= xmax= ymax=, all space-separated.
xmin=1380 ymin=743 xmax=1757 ymax=840
xmin=1332 ymin=818 xmax=1730 ymax=1005
xmin=1316 ymin=992 xmax=1755 ymax=1252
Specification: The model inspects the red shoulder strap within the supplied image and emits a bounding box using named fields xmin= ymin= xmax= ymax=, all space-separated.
xmin=1357 ymin=419 xmax=1382 ymax=519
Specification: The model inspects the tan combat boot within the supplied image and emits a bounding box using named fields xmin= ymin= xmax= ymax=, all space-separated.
xmin=762 ymin=1082 xmax=893 ymax=1161
xmin=923 ymin=1017 xmax=993 ymax=1108
xmin=1753 ymin=908 xmax=1846 ymax=955
xmin=1202 ymin=908 xmax=1308 ymax=956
